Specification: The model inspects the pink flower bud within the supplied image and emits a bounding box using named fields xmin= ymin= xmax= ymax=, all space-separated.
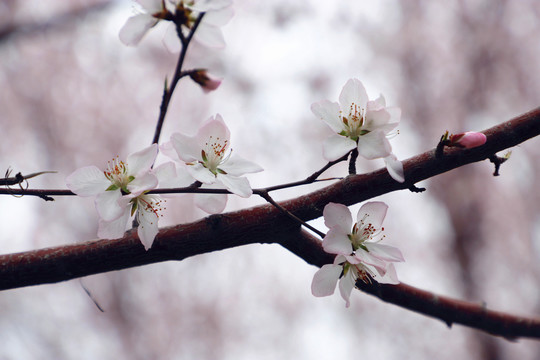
xmin=449 ymin=131 xmax=487 ymax=149
xmin=189 ymin=70 xmax=222 ymax=93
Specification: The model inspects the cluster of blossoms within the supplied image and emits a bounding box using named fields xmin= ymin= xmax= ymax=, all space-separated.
xmin=311 ymin=202 xmax=404 ymax=307
xmin=165 ymin=114 xmax=263 ymax=213
xmin=119 ymin=0 xmax=234 ymax=50
xmin=67 ymin=116 xmax=261 ymax=250
xmin=311 ymin=78 xmax=405 ymax=183
xmin=68 ymin=0 xmax=410 ymax=305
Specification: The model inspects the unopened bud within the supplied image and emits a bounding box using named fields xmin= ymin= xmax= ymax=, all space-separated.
xmin=189 ymin=70 xmax=222 ymax=93
xmin=449 ymin=131 xmax=487 ymax=149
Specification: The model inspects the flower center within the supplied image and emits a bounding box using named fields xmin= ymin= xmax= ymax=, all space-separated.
xmin=349 ymin=214 xmax=384 ymax=251
xmin=200 ymin=136 xmax=230 ymax=175
xmin=340 ymin=103 xmax=370 ymax=141
xmin=103 ymin=157 xmax=134 ymax=193
xmin=175 ymin=1 xmax=198 ymax=28
xmin=131 ymin=194 xmax=165 ymax=218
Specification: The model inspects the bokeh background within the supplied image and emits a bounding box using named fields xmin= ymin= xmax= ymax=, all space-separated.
xmin=1 ymin=0 xmax=540 ymax=359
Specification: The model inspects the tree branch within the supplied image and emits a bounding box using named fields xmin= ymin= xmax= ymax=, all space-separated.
xmin=0 ymin=107 xmax=539 ymax=339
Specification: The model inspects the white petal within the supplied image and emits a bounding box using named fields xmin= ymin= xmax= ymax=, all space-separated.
xmin=356 ymin=130 xmax=392 ymax=159
xmin=202 ymin=5 xmax=234 ymax=26
xmin=66 ymin=166 xmax=109 ymax=196
xmin=364 ymin=108 xmax=391 ymax=129
xmin=216 ymin=174 xmax=252 ymax=197
xmin=95 ymin=190 xmax=125 ymax=221
xmin=311 ymin=264 xmax=342 ymax=297
xmin=119 ymin=14 xmax=158 ymax=46
xmin=339 ymin=78 xmax=368 ymax=114
xmin=187 ymin=163 xmax=217 ymax=184
xmin=127 ymin=144 xmax=158 ymax=176
xmin=311 ymin=100 xmax=343 ymax=133
xmin=189 ymin=0 xmax=232 ymax=11
xmin=195 ymin=192 xmax=227 ymax=214
xmin=97 ymin=208 xmax=130 ymax=239
xmin=338 ymin=271 xmax=355 ymax=308
xmin=138 ymin=0 xmax=164 ymax=12
xmin=127 ymin=172 xmax=158 ymax=196
xmin=137 ymin=203 xmax=159 ymax=250
xmin=357 ymin=201 xmax=388 ymax=229
xmin=323 ymin=228 xmax=353 ymax=255
xmin=197 ymin=114 xmax=230 ymax=145
xmin=171 ymin=132 xmax=201 ymax=163
xmin=353 ymin=249 xmax=387 ymax=274
xmin=384 ymin=154 xmax=405 ymax=183
xmin=163 ymin=24 xmax=181 ymax=53
xmin=220 ymin=155 xmax=263 ymax=176
xmin=376 ymin=263 xmax=400 ymax=284
xmin=323 ymin=202 xmax=352 ymax=231
xmin=194 ymin=23 xmax=226 ymax=48
xmin=159 ymin=141 xmax=181 ymax=162
xmin=365 ymin=243 xmax=404 ymax=262
xmin=322 ymin=135 xmax=356 ymax=161
xmin=367 ymin=94 xmax=386 ymax=110
xmin=153 ymin=162 xmax=194 ymax=188
xmin=385 ymin=106 xmax=401 ymax=124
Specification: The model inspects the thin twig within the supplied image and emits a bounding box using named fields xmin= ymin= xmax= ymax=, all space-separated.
xmin=151 ymin=13 xmax=205 ymax=145
xmin=257 ymin=190 xmax=326 ymax=238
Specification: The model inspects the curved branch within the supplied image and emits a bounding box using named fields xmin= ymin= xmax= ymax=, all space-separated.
xmin=0 ymin=108 xmax=539 ymax=339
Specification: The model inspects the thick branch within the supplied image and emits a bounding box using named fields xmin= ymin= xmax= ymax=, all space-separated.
xmin=286 ymin=231 xmax=540 ymax=340
xmin=0 ymin=108 xmax=539 ymax=339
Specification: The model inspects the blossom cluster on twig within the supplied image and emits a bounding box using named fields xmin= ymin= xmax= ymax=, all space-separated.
xmin=6 ymin=0 xmax=493 ymax=308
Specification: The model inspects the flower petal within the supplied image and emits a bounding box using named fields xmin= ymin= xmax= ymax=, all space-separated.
xmin=171 ymin=132 xmax=201 ymax=163
xmin=364 ymin=108 xmax=391 ymax=129
xmin=220 ymin=155 xmax=263 ymax=176
xmin=95 ymin=190 xmax=125 ymax=221
xmin=339 ymin=78 xmax=368 ymax=114
xmin=384 ymin=106 xmax=401 ymax=125
xmin=201 ymin=5 xmax=234 ymax=26
xmin=311 ymin=100 xmax=343 ymax=133
xmin=97 ymin=207 xmax=130 ymax=239
xmin=323 ymin=228 xmax=353 ymax=255
xmin=194 ymin=23 xmax=226 ymax=48
xmin=384 ymin=154 xmax=405 ymax=183
xmin=323 ymin=202 xmax=352 ymax=231
xmin=127 ymin=172 xmax=158 ymax=197
xmin=127 ymin=144 xmax=158 ymax=176
xmin=376 ymin=263 xmax=400 ymax=284
xmin=364 ymin=243 xmax=404 ymax=262
xmin=137 ymin=200 xmax=159 ymax=250
xmin=197 ymin=114 xmax=230 ymax=145
xmin=66 ymin=166 xmax=109 ymax=196
xmin=338 ymin=271 xmax=355 ymax=308
xmin=189 ymin=0 xmax=232 ymax=12
xmin=367 ymin=94 xmax=386 ymax=110
xmin=187 ymin=163 xmax=217 ymax=184
xmin=119 ymin=14 xmax=158 ymax=46
xmin=163 ymin=24 xmax=181 ymax=53
xmin=159 ymin=140 xmax=181 ymax=162
xmin=322 ymin=135 xmax=356 ymax=161
xmin=356 ymin=130 xmax=392 ymax=159
xmin=311 ymin=264 xmax=342 ymax=297
xmin=217 ymin=174 xmax=253 ymax=197
xmin=195 ymin=191 xmax=228 ymax=214
xmin=153 ymin=162 xmax=195 ymax=188
xmin=357 ymin=201 xmax=388 ymax=229
xmin=138 ymin=0 xmax=164 ymax=12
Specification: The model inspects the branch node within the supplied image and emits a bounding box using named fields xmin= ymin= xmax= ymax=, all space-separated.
xmin=407 ymin=184 xmax=426 ymax=193
xmin=348 ymin=148 xmax=359 ymax=175
xmin=488 ymin=152 xmax=511 ymax=176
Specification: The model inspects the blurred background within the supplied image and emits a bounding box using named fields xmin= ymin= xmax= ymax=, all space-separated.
xmin=1 ymin=0 xmax=540 ymax=359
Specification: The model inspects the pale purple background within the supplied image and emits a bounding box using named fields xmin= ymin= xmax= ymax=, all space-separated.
xmin=1 ymin=0 xmax=540 ymax=359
